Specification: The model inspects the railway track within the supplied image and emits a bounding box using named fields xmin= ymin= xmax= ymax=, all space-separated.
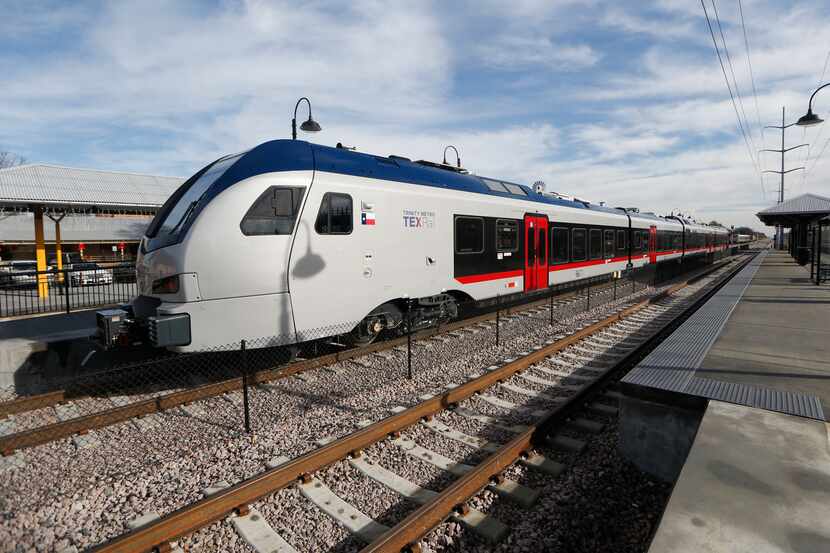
xmin=84 ymin=255 xmax=750 ymax=553
xmin=0 ymin=273 xmax=657 ymax=455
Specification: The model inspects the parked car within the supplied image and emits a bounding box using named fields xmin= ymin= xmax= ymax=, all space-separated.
xmin=1 ymin=260 xmax=54 ymax=288
xmin=70 ymin=263 xmax=113 ymax=286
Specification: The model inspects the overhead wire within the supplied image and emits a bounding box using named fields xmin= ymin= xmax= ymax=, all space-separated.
xmin=737 ymin=0 xmax=764 ymax=145
xmin=700 ymin=0 xmax=763 ymax=197
xmin=735 ymin=0 xmax=767 ymax=199
xmin=711 ymin=0 xmax=758 ymax=156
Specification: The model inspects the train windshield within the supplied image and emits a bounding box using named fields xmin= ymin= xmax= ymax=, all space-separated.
xmin=148 ymin=153 xmax=243 ymax=240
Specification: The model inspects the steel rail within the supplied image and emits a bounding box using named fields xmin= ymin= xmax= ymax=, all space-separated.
xmin=88 ymin=299 xmax=660 ymax=551
xmin=86 ymin=259 xmax=739 ymax=553
xmin=0 ymin=277 xmax=630 ymax=453
xmin=359 ymin=255 xmax=755 ymax=553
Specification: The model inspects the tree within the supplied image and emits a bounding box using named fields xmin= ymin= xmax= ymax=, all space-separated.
xmin=0 ymin=151 xmax=26 ymax=169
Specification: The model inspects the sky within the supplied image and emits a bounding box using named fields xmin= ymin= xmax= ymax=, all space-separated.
xmin=2 ymin=0 xmax=830 ymax=232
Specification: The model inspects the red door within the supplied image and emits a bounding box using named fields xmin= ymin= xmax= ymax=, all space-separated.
xmin=648 ymin=225 xmax=657 ymax=264
xmin=524 ymin=214 xmax=549 ymax=291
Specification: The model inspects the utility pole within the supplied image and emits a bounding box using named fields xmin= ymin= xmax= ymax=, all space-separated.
xmin=761 ymin=106 xmax=807 ymax=249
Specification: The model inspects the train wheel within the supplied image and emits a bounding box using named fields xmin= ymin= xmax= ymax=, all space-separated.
xmin=346 ymin=303 xmax=403 ymax=347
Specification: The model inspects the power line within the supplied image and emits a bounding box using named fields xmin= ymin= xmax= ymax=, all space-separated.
xmin=711 ymin=0 xmax=757 ymax=156
xmin=737 ymin=0 xmax=764 ymax=145
xmin=806 ymin=135 xmax=830 ymax=176
xmin=700 ymin=0 xmax=762 ymax=194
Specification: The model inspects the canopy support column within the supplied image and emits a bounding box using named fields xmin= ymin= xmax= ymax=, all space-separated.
xmin=46 ymin=211 xmax=67 ymax=283
xmin=33 ymin=206 xmax=48 ymax=299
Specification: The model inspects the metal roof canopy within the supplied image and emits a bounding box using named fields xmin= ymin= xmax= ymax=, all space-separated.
xmin=0 ymin=164 xmax=183 ymax=214
xmin=756 ymin=193 xmax=830 ymax=226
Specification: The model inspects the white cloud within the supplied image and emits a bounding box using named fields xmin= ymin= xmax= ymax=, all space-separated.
xmin=478 ymin=36 xmax=600 ymax=71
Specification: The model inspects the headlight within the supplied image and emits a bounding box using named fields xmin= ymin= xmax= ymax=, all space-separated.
xmin=152 ymin=275 xmax=180 ymax=294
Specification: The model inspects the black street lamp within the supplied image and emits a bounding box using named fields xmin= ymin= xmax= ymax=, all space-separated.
xmin=796 ymin=82 xmax=830 ymax=126
xmin=443 ymin=145 xmax=461 ymax=168
xmin=292 ymin=97 xmax=322 ymax=139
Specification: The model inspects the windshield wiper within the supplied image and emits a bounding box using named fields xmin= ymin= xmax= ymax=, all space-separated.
xmin=169 ymin=200 xmax=198 ymax=236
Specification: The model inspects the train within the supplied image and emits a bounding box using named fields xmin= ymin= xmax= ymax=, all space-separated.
xmin=96 ymin=139 xmax=730 ymax=353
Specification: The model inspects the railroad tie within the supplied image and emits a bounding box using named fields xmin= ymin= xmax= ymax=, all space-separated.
xmin=54 ymin=403 xmax=101 ymax=449
xmin=546 ymin=434 xmax=587 ymax=454
xmin=421 ymin=418 xmax=564 ymax=477
xmin=298 ymin=477 xmax=389 ymax=542
xmin=126 ymin=513 xmax=184 ymax=553
xmin=392 ymin=437 xmax=539 ymax=508
xmin=349 ymin=455 xmax=508 ymax=543
xmin=0 ymin=417 xmax=25 ymax=471
xmin=500 ymin=382 xmax=571 ymax=401
xmin=517 ymin=372 xmax=582 ymax=390
xmin=179 ymin=403 xmax=207 ymax=418
xmin=451 ymin=407 xmax=530 ymax=433
xmin=232 ymin=508 xmax=298 ymax=553
xmin=587 ymin=402 xmax=619 ymax=417
xmin=564 ymin=418 xmax=605 ymax=434
xmin=532 ymin=365 xmax=594 ymax=382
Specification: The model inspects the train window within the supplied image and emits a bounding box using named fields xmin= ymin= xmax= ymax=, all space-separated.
xmin=616 ymin=230 xmax=626 ymax=252
xmin=538 ymin=228 xmax=547 ymax=265
xmin=589 ymin=229 xmax=603 ymax=260
xmin=482 ymin=178 xmax=510 ymax=193
xmin=572 ymin=228 xmax=587 ymax=261
xmin=455 ymin=216 xmax=484 ymax=254
xmin=240 ymin=186 xmax=306 ymax=236
xmin=315 ymin=193 xmax=353 ymax=235
xmin=604 ymin=230 xmax=614 ymax=259
xmin=503 ymin=183 xmax=528 ymax=195
xmin=496 ymin=219 xmax=519 ymax=252
xmin=634 ymin=231 xmax=643 ymax=251
xmin=551 ymin=227 xmax=569 ymax=264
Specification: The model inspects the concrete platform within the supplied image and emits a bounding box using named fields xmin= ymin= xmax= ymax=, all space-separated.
xmin=0 ymin=310 xmax=97 ymax=390
xmin=695 ymin=250 xmax=830 ymax=417
xmin=649 ymin=400 xmax=830 ymax=553
xmin=623 ymin=250 xmax=829 ymax=422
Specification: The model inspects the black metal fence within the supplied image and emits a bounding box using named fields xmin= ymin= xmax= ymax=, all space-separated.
xmin=0 ymin=262 xmax=137 ymax=318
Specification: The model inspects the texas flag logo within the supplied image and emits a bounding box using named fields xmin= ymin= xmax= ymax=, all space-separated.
xmin=361 ymin=211 xmax=376 ymax=225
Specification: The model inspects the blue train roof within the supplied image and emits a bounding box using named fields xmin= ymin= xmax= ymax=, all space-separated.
xmin=232 ymin=139 xmax=612 ymax=213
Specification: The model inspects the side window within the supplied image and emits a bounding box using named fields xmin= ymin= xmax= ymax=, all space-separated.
xmin=315 ymin=193 xmax=353 ymax=234
xmin=634 ymin=231 xmax=643 ymax=251
xmin=589 ymin=229 xmax=603 ymax=260
xmin=572 ymin=228 xmax=587 ymax=261
xmin=551 ymin=227 xmax=569 ymax=264
xmin=604 ymin=230 xmax=614 ymax=259
xmin=455 ymin=216 xmax=484 ymax=254
xmin=496 ymin=219 xmax=519 ymax=252
xmin=616 ymin=230 xmax=626 ymax=253
xmin=538 ymin=227 xmax=547 ymax=265
xmin=240 ymin=186 xmax=305 ymax=236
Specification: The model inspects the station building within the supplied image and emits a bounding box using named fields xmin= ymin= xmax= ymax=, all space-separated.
xmin=0 ymin=164 xmax=183 ymax=263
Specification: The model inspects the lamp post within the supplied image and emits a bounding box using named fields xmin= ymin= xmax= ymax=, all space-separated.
xmin=796 ymin=82 xmax=830 ymax=126
xmin=442 ymin=145 xmax=461 ymax=168
xmin=291 ymin=97 xmax=322 ymax=140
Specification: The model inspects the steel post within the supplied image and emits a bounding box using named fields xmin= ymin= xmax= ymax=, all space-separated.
xmin=241 ymin=340 xmax=251 ymax=434
xmin=495 ymin=295 xmax=500 ymax=346
xmin=406 ymin=301 xmax=412 ymax=380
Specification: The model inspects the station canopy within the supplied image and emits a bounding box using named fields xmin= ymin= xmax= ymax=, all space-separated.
xmin=756 ymin=193 xmax=830 ymax=226
xmin=0 ymin=164 xmax=183 ymax=214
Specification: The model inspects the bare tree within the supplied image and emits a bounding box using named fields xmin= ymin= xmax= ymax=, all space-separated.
xmin=0 ymin=151 xmax=26 ymax=169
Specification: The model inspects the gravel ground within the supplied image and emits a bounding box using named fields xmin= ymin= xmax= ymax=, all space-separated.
xmin=0 ymin=263 xmax=737 ymax=552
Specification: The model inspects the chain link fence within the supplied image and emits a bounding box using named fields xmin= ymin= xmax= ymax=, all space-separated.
xmin=0 ymin=265 xmax=681 ymax=515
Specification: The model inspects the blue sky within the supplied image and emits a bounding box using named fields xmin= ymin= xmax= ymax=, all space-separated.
xmin=2 ymin=0 xmax=830 ymax=230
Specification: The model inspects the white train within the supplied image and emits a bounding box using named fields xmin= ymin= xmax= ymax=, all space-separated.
xmin=105 ymin=140 xmax=729 ymax=352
